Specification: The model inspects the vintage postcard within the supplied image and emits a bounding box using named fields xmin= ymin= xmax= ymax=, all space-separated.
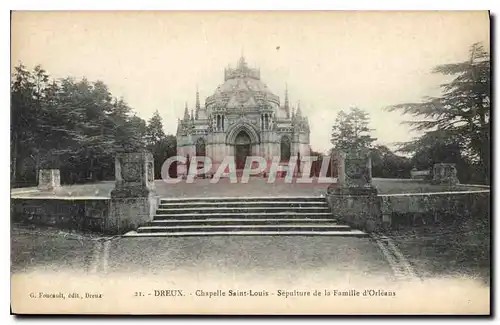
xmin=10 ymin=10 xmax=491 ymax=315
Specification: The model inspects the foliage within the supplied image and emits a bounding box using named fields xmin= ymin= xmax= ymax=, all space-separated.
xmin=386 ymin=42 xmax=490 ymax=183
xmin=11 ymin=63 xmax=149 ymax=186
xmin=145 ymin=110 xmax=177 ymax=179
xmin=330 ymin=107 xmax=377 ymax=153
xmin=371 ymin=145 xmax=413 ymax=179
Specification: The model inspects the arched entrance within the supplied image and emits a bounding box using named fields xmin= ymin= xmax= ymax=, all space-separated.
xmin=195 ymin=138 xmax=206 ymax=157
xmin=235 ymin=131 xmax=251 ymax=170
xmin=280 ymin=135 xmax=291 ymax=162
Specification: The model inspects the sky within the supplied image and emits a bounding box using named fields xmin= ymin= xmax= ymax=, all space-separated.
xmin=11 ymin=11 xmax=490 ymax=153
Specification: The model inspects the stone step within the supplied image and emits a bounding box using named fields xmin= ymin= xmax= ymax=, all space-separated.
xmin=159 ymin=196 xmax=326 ymax=204
xmin=137 ymin=223 xmax=352 ymax=233
xmin=128 ymin=195 xmax=364 ymax=237
xmin=123 ymin=229 xmax=367 ymax=237
xmin=157 ymin=201 xmax=328 ymax=208
xmin=155 ymin=206 xmax=330 ymax=215
xmin=153 ymin=212 xmax=333 ymax=220
xmin=149 ymin=218 xmax=338 ymax=226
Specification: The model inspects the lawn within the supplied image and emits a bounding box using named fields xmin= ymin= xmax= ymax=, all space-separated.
xmin=389 ymin=218 xmax=490 ymax=285
xmin=11 ymin=178 xmax=486 ymax=199
xmin=10 ymin=223 xmax=101 ymax=274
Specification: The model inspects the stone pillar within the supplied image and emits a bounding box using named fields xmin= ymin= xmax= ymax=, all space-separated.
xmin=37 ymin=169 xmax=61 ymax=191
xmin=431 ymin=163 xmax=459 ymax=186
xmin=326 ymin=150 xmax=382 ymax=232
xmin=107 ymin=151 xmax=158 ymax=234
xmin=331 ymin=151 xmax=346 ymax=184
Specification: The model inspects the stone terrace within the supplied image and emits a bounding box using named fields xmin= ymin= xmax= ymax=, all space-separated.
xmin=11 ymin=178 xmax=487 ymax=199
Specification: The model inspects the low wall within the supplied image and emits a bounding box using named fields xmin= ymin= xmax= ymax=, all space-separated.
xmin=11 ymin=198 xmax=110 ymax=234
xmin=326 ymin=187 xmax=490 ymax=232
xmin=325 ymin=187 xmax=382 ymax=232
xmin=11 ymin=195 xmax=159 ymax=235
xmin=380 ymin=191 xmax=490 ymax=228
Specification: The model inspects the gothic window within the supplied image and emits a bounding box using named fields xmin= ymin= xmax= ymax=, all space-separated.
xmin=280 ymin=136 xmax=291 ymax=162
xmin=195 ymin=138 xmax=206 ymax=157
xmin=263 ymin=114 xmax=270 ymax=130
xmin=212 ymin=116 xmax=217 ymax=131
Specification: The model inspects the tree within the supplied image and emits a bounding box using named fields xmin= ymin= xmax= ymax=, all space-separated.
xmin=386 ymin=42 xmax=490 ymax=183
xmin=330 ymin=106 xmax=377 ymax=153
xmin=145 ymin=110 xmax=167 ymax=147
xmin=10 ymin=64 xmax=68 ymax=184
xmin=10 ymin=63 xmax=149 ymax=185
xmin=145 ymin=111 xmax=177 ymax=179
xmin=11 ymin=63 xmax=36 ymax=184
xmin=371 ymin=145 xmax=413 ymax=179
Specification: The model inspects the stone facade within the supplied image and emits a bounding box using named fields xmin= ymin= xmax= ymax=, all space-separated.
xmin=176 ymin=56 xmax=311 ymax=176
xmin=108 ymin=151 xmax=158 ymax=233
xmin=37 ymin=169 xmax=61 ymax=191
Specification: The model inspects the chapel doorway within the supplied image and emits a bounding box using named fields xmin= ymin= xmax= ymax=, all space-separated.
xmin=235 ymin=131 xmax=251 ymax=170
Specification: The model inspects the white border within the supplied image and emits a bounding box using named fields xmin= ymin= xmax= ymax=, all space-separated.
xmin=2 ymin=1 xmax=497 ymax=322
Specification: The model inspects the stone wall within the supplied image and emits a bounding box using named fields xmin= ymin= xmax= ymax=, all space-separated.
xmin=11 ymin=198 xmax=110 ymax=233
xmin=325 ymin=149 xmax=490 ymax=232
xmin=380 ymin=191 xmax=490 ymax=229
xmin=12 ymin=151 xmax=160 ymax=235
xmin=326 ymin=187 xmax=381 ymax=232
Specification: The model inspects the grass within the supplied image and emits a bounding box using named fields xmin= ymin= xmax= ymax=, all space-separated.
xmin=10 ymin=223 xmax=100 ymax=274
xmin=12 ymin=178 xmax=486 ymax=198
xmin=388 ymin=218 xmax=490 ymax=285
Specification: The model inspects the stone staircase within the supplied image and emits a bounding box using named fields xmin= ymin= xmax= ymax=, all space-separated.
xmin=123 ymin=196 xmax=367 ymax=237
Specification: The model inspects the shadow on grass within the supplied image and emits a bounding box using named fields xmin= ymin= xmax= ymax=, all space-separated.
xmin=387 ymin=217 xmax=490 ymax=285
xmin=10 ymin=223 xmax=102 ymax=274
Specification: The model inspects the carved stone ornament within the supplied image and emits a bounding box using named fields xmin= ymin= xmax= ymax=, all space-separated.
xmin=147 ymin=162 xmax=154 ymax=182
xmin=121 ymin=162 xmax=142 ymax=182
xmin=236 ymin=89 xmax=250 ymax=103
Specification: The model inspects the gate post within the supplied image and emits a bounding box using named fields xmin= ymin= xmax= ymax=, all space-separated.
xmin=326 ymin=149 xmax=382 ymax=232
xmin=37 ymin=169 xmax=61 ymax=191
xmin=106 ymin=151 xmax=158 ymax=234
xmin=431 ymin=163 xmax=460 ymax=186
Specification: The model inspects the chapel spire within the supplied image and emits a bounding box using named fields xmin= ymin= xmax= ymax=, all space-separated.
xmin=195 ymin=87 xmax=200 ymax=119
xmin=183 ymin=102 xmax=189 ymax=120
xmin=237 ymin=55 xmax=247 ymax=70
xmin=284 ymin=84 xmax=290 ymax=118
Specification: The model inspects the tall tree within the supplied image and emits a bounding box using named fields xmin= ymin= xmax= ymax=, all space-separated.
xmin=386 ymin=42 xmax=490 ymax=183
xmin=10 ymin=64 xmax=65 ymax=183
xmin=145 ymin=111 xmax=177 ymax=179
xmin=11 ymin=63 xmax=149 ymax=185
xmin=11 ymin=64 xmax=34 ymax=183
xmin=145 ymin=110 xmax=167 ymax=147
xmin=330 ymin=106 xmax=376 ymax=153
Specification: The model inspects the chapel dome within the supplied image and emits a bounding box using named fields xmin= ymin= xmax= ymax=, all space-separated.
xmin=205 ymin=57 xmax=280 ymax=110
